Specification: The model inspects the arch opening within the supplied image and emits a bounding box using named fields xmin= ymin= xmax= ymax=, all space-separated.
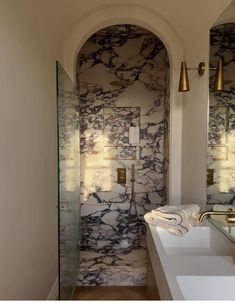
xmin=62 ymin=5 xmax=184 ymax=210
xmin=77 ymin=24 xmax=170 ymax=286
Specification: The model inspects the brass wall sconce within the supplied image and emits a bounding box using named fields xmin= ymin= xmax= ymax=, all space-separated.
xmin=178 ymin=60 xmax=224 ymax=92
xmin=213 ymin=60 xmax=224 ymax=91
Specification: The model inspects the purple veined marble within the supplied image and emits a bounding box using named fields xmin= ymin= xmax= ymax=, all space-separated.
xmin=77 ymin=24 xmax=170 ymax=286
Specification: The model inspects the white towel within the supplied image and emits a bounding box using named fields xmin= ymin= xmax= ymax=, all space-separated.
xmin=144 ymin=204 xmax=200 ymax=236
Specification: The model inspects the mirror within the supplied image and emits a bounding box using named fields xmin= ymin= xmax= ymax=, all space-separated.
xmin=207 ymin=4 xmax=235 ymax=242
xmin=208 ymin=218 xmax=235 ymax=244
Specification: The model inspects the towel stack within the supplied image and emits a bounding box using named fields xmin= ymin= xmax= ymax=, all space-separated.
xmin=144 ymin=204 xmax=200 ymax=236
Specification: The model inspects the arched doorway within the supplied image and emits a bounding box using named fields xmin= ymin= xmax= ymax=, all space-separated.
xmin=76 ymin=24 xmax=170 ymax=286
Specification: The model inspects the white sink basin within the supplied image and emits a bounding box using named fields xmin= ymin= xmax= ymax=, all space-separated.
xmin=157 ymin=226 xmax=234 ymax=256
xmin=157 ymin=226 xmax=217 ymax=256
xmin=148 ymin=223 xmax=235 ymax=300
xmin=177 ymin=275 xmax=235 ymax=300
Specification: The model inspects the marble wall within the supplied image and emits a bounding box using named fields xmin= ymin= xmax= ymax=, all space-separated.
xmin=76 ymin=25 xmax=169 ymax=285
xmin=207 ymin=23 xmax=235 ymax=205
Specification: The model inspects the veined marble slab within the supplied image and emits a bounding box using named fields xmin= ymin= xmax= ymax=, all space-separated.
xmin=77 ymin=24 xmax=170 ymax=285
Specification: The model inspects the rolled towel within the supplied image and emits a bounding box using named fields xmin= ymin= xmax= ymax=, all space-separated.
xmin=211 ymin=204 xmax=235 ymax=223
xmin=144 ymin=204 xmax=200 ymax=236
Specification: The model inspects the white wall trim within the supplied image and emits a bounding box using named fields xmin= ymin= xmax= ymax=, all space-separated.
xmin=47 ymin=278 xmax=58 ymax=300
xmin=62 ymin=4 xmax=183 ymax=82
xmin=62 ymin=3 xmax=184 ymax=205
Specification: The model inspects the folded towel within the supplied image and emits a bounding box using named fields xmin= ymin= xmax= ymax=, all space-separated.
xmin=211 ymin=204 xmax=235 ymax=223
xmin=144 ymin=204 xmax=200 ymax=236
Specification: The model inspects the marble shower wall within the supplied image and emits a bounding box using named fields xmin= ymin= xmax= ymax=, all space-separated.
xmin=77 ymin=25 xmax=169 ymax=286
xmin=207 ymin=23 xmax=235 ymax=205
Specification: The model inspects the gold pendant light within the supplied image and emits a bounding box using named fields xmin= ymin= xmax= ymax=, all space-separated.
xmin=178 ymin=60 xmax=224 ymax=92
xmin=213 ymin=60 xmax=224 ymax=91
xmin=178 ymin=61 xmax=190 ymax=92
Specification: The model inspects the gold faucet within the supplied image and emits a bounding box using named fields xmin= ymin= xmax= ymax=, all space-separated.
xmin=198 ymin=209 xmax=235 ymax=223
xmin=227 ymin=215 xmax=235 ymax=224
xmin=199 ymin=209 xmax=235 ymax=266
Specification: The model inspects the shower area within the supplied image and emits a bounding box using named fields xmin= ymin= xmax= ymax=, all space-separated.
xmin=76 ymin=24 xmax=170 ymax=287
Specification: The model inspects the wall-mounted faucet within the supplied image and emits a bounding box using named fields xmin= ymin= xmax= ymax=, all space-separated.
xmin=198 ymin=209 xmax=235 ymax=223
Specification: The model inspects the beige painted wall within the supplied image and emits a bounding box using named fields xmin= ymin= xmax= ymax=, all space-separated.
xmin=216 ymin=1 xmax=235 ymax=24
xmin=0 ymin=1 xmax=58 ymax=299
xmin=180 ymin=1 xmax=231 ymax=210
xmin=0 ymin=0 xmax=233 ymax=299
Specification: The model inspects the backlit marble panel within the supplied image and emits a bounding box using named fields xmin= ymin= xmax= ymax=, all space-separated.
xmin=103 ymin=107 xmax=140 ymax=147
xmin=104 ymin=146 xmax=137 ymax=160
xmin=77 ymin=24 xmax=169 ymax=285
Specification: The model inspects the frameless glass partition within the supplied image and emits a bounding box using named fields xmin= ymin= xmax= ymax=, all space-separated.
xmin=56 ymin=62 xmax=80 ymax=300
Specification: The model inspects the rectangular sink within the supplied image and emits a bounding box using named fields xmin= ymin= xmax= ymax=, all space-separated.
xmin=177 ymin=275 xmax=235 ymax=300
xmin=157 ymin=226 xmax=221 ymax=256
xmin=148 ymin=223 xmax=235 ymax=300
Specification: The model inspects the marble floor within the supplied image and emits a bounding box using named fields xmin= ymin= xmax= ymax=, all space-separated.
xmin=73 ymin=286 xmax=147 ymax=300
xmin=78 ymin=248 xmax=146 ymax=286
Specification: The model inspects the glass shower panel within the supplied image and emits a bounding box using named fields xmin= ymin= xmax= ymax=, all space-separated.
xmin=56 ymin=62 xmax=80 ymax=300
